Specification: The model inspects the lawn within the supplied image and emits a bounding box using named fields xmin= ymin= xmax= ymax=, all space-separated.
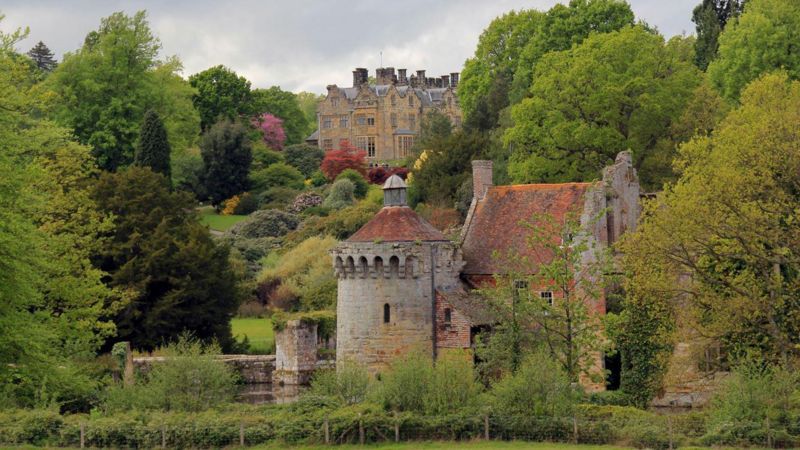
xmin=231 ymin=317 xmax=274 ymax=354
xmin=252 ymin=442 xmax=632 ymax=450
xmin=198 ymin=206 xmax=247 ymax=232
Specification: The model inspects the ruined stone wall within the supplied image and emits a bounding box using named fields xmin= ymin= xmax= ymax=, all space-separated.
xmin=435 ymin=292 xmax=472 ymax=349
xmin=602 ymin=151 xmax=641 ymax=246
xmin=332 ymin=241 xmax=463 ymax=373
xmin=133 ymin=355 xmax=275 ymax=384
xmin=273 ymin=320 xmax=318 ymax=385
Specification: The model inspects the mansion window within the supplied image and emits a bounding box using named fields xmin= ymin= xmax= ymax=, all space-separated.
xmin=367 ymin=116 xmax=375 ymax=126
xmin=513 ymin=279 xmax=530 ymax=300
xmin=331 ymin=98 xmax=339 ymax=107
xmin=398 ymin=136 xmax=414 ymax=157
xmin=408 ymin=113 xmax=416 ymax=129
xmin=357 ymin=115 xmax=375 ymax=126
xmin=540 ymin=291 xmax=554 ymax=307
xmin=357 ymin=136 xmax=377 ymax=158
xmin=390 ymin=113 xmax=397 ymax=128
xmin=322 ymin=117 xmax=332 ymax=129
xmin=339 ymin=115 xmax=349 ymax=128
xmin=322 ymin=139 xmax=333 ymax=150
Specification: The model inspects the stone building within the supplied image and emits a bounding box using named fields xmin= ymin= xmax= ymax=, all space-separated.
xmin=332 ymin=152 xmax=641 ymax=387
xmin=314 ymin=67 xmax=462 ymax=163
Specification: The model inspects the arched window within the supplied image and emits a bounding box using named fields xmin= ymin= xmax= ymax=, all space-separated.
xmin=346 ymin=256 xmax=355 ymax=278
xmin=404 ymin=256 xmax=415 ymax=278
xmin=358 ymin=256 xmax=369 ymax=278
xmin=383 ymin=303 xmax=391 ymax=323
xmin=389 ymin=255 xmax=400 ymax=277
xmin=374 ymin=256 xmax=384 ymax=276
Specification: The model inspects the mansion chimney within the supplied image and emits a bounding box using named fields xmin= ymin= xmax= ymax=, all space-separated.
xmin=416 ymin=70 xmax=426 ymax=84
xmin=398 ymin=68 xmax=407 ymax=85
xmin=450 ymin=72 xmax=459 ymax=88
xmin=472 ymin=160 xmax=493 ymax=200
xmin=441 ymin=75 xmax=450 ymax=88
xmin=353 ymin=68 xmax=368 ymax=87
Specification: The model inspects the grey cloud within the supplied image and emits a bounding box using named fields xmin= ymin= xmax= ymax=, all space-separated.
xmin=1 ymin=0 xmax=699 ymax=93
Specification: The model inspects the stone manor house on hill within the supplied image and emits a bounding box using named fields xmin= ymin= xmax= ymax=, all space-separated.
xmin=332 ymin=151 xmax=641 ymax=391
xmin=309 ymin=67 xmax=463 ymax=163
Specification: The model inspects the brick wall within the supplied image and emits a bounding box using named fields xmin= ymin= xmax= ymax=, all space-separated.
xmin=435 ymin=291 xmax=472 ymax=349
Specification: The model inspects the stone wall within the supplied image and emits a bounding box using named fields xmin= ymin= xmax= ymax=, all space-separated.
xmin=332 ymin=240 xmax=463 ymax=373
xmin=273 ymin=320 xmax=318 ymax=385
xmin=132 ymin=354 xmax=275 ymax=384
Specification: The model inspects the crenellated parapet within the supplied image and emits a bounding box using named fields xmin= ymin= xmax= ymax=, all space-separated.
xmin=331 ymin=241 xmax=464 ymax=283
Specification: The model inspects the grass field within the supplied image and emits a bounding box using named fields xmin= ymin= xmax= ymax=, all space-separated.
xmin=198 ymin=206 xmax=247 ymax=232
xmin=231 ymin=317 xmax=274 ymax=354
xmin=251 ymin=442 xmax=633 ymax=450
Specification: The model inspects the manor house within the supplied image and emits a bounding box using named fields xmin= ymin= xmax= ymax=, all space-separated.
xmin=309 ymin=67 xmax=462 ymax=163
xmin=331 ymin=152 xmax=641 ymax=391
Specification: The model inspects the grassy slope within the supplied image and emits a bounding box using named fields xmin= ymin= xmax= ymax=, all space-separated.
xmin=231 ymin=317 xmax=274 ymax=353
xmin=198 ymin=206 xmax=247 ymax=232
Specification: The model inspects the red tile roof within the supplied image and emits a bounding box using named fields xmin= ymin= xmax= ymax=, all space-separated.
xmin=347 ymin=206 xmax=448 ymax=242
xmin=461 ymin=183 xmax=593 ymax=274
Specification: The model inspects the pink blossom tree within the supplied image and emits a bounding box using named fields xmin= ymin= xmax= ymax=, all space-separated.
xmin=254 ymin=113 xmax=286 ymax=150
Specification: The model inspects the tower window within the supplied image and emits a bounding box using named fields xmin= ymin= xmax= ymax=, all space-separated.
xmin=383 ymin=303 xmax=391 ymax=323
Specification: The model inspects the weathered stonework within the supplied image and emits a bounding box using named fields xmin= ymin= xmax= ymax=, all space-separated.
xmin=273 ymin=320 xmax=319 ymax=385
xmin=133 ymin=354 xmax=276 ymax=384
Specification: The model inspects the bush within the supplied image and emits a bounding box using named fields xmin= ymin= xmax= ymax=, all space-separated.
xmin=232 ymin=192 xmax=259 ymax=215
xmin=251 ymin=142 xmax=284 ymax=170
xmin=287 ymin=192 xmax=323 ymax=214
xmin=285 ymin=200 xmax=380 ymax=244
xmin=309 ymin=361 xmax=370 ymax=405
xmin=320 ymin=143 xmax=367 ymax=180
xmin=323 ymin=178 xmax=356 ymax=209
xmin=284 ymin=144 xmax=324 ymax=177
xmin=489 ymin=350 xmax=578 ymax=418
xmin=227 ymin=209 xmax=299 ymax=239
xmin=103 ymin=336 xmax=238 ymax=413
xmin=237 ymin=301 xmax=268 ymax=318
xmin=257 ymin=186 xmax=300 ymax=210
xmin=310 ymin=169 xmax=327 ymax=187
xmin=336 ymin=168 xmax=369 ymax=199
xmin=250 ymin=162 xmax=305 ymax=192
xmin=172 ymin=148 xmax=205 ymax=197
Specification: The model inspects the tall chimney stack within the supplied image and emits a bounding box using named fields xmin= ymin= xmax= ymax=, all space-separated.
xmin=450 ymin=72 xmax=459 ymax=88
xmin=398 ymin=68 xmax=407 ymax=84
xmin=472 ymin=160 xmax=493 ymax=200
xmin=441 ymin=75 xmax=450 ymax=88
xmin=353 ymin=68 xmax=368 ymax=87
xmin=416 ymin=70 xmax=426 ymax=83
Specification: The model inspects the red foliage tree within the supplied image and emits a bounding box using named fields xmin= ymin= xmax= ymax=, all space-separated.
xmin=368 ymin=166 xmax=409 ymax=184
xmin=320 ymin=140 xmax=367 ymax=180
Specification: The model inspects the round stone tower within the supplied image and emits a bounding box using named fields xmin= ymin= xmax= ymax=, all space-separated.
xmin=332 ymin=175 xmax=463 ymax=373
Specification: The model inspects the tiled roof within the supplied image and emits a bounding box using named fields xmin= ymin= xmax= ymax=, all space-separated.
xmin=461 ymin=183 xmax=592 ymax=274
xmin=347 ymin=206 xmax=447 ymax=242
xmin=438 ymin=288 xmax=496 ymax=325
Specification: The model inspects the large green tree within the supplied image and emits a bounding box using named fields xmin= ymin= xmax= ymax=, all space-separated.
xmin=134 ymin=110 xmax=171 ymax=180
xmin=48 ymin=11 xmax=199 ymax=171
xmin=189 ymin=65 xmax=253 ymax=131
xmin=295 ymin=91 xmax=323 ymax=133
xmin=284 ymin=143 xmax=324 ymax=178
xmin=252 ymin=86 xmax=310 ymax=145
xmin=505 ymin=26 xmax=701 ymax=189
xmin=92 ymin=167 xmax=240 ymax=351
xmin=621 ymin=72 xmax=800 ymax=368
xmin=708 ymin=0 xmax=800 ymax=100
xmin=692 ymin=0 xmax=746 ymax=71
xmin=200 ymin=120 xmax=253 ymax=205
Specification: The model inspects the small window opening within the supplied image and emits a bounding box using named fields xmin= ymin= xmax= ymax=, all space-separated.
xmin=444 ymin=308 xmax=452 ymax=326
xmin=540 ymin=291 xmax=554 ymax=306
xmin=383 ymin=303 xmax=391 ymax=324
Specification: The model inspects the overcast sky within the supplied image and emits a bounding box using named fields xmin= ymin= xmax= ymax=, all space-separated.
xmin=2 ymin=1 xmax=698 ymax=94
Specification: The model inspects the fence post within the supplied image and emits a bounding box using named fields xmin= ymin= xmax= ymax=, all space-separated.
xmin=324 ymin=417 xmax=330 ymax=444
xmin=80 ymin=422 xmax=85 ymax=449
xmin=359 ymin=413 xmax=365 ymax=445
xmin=484 ymin=415 xmax=490 ymax=441
xmin=240 ymin=421 xmax=245 ymax=447
xmin=667 ymin=416 xmax=674 ymax=450
xmin=394 ymin=411 xmax=400 ymax=442
xmin=572 ymin=415 xmax=578 ymax=444
xmin=161 ymin=425 xmax=166 ymax=448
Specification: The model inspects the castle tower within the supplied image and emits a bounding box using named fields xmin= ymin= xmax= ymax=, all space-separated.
xmin=332 ymin=175 xmax=463 ymax=373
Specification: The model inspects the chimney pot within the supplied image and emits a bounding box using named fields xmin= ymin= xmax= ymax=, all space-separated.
xmin=472 ymin=160 xmax=493 ymax=200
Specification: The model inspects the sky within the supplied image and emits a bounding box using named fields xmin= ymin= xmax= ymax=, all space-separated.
xmin=1 ymin=0 xmax=699 ymax=94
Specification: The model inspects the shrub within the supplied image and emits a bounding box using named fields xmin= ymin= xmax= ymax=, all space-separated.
xmin=489 ymin=349 xmax=578 ymax=418
xmin=172 ymin=148 xmax=205 ymax=197
xmin=284 ymin=143 xmax=324 ymax=177
xmin=237 ymin=301 xmax=268 ymax=318
xmin=257 ymin=186 xmax=300 ymax=210
xmin=309 ymin=361 xmax=370 ymax=405
xmin=285 ymin=200 xmax=379 ymax=244
xmin=322 ymin=178 xmax=356 ymax=209
xmin=103 ymin=335 xmax=238 ymax=413
xmin=287 ymin=192 xmax=323 ymax=214
xmin=221 ymin=194 xmax=240 ymax=215
xmin=320 ymin=142 xmax=366 ymax=180
xmin=310 ymin=169 xmax=328 ymax=187
xmin=367 ymin=166 xmax=389 ymax=184
xmin=335 ymin=168 xmax=369 ymax=199
xmin=232 ymin=192 xmax=259 ymax=215
xmin=227 ymin=209 xmax=299 ymax=239
xmin=251 ymin=142 xmax=284 ymax=170
xmin=250 ymin=162 xmax=305 ymax=192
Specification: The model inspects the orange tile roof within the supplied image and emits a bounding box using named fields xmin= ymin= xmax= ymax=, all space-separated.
xmin=461 ymin=183 xmax=593 ymax=274
xmin=347 ymin=206 xmax=448 ymax=242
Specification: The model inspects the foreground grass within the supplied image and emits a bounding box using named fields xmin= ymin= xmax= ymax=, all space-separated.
xmin=198 ymin=206 xmax=247 ymax=232
xmin=253 ymin=442 xmax=633 ymax=450
xmin=231 ymin=317 xmax=274 ymax=353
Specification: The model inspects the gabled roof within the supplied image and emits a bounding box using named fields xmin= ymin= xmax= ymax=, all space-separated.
xmin=461 ymin=183 xmax=593 ymax=275
xmin=347 ymin=206 xmax=447 ymax=242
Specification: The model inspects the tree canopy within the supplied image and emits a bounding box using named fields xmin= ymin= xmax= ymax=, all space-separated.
xmin=134 ymin=110 xmax=171 ymax=180
xmin=189 ymin=65 xmax=253 ymax=131
xmin=200 ymin=120 xmax=253 ymax=205
xmin=252 ymin=86 xmax=310 ymax=145
xmin=692 ymin=0 xmax=746 ymax=70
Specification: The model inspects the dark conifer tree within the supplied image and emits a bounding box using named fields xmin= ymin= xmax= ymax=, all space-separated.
xmin=692 ymin=0 xmax=747 ymax=70
xmin=134 ymin=110 xmax=172 ymax=180
xmin=27 ymin=41 xmax=58 ymax=72
xmin=200 ymin=120 xmax=252 ymax=205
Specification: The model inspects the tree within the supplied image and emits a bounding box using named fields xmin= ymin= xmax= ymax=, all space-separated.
xmin=621 ymin=73 xmax=800 ymax=368
xmin=335 ymin=168 xmax=368 ymax=199
xmin=284 ymin=143 xmax=324 ymax=177
xmin=692 ymin=0 xmax=746 ymax=70
xmin=415 ymin=110 xmax=453 ymax=152
xmin=295 ymin=91 xmax=323 ymax=133
xmin=189 ymin=65 xmax=253 ymax=131
xmin=250 ymin=162 xmax=305 ymax=192
xmin=134 ymin=110 xmax=171 ymax=180
xmin=200 ymin=120 xmax=253 ymax=205
xmin=92 ymin=167 xmax=240 ymax=351
xmin=254 ymin=112 xmax=286 ymax=150
xmin=251 ymin=86 xmax=310 ymax=145
xmin=48 ymin=11 xmax=197 ymax=171
xmin=708 ymin=0 xmax=800 ymax=100
xmin=320 ymin=141 xmax=367 ymax=180
xmin=27 ymin=40 xmax=57 ymax=72
xmin=505 ymin=26 xmax=701 ymax=190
